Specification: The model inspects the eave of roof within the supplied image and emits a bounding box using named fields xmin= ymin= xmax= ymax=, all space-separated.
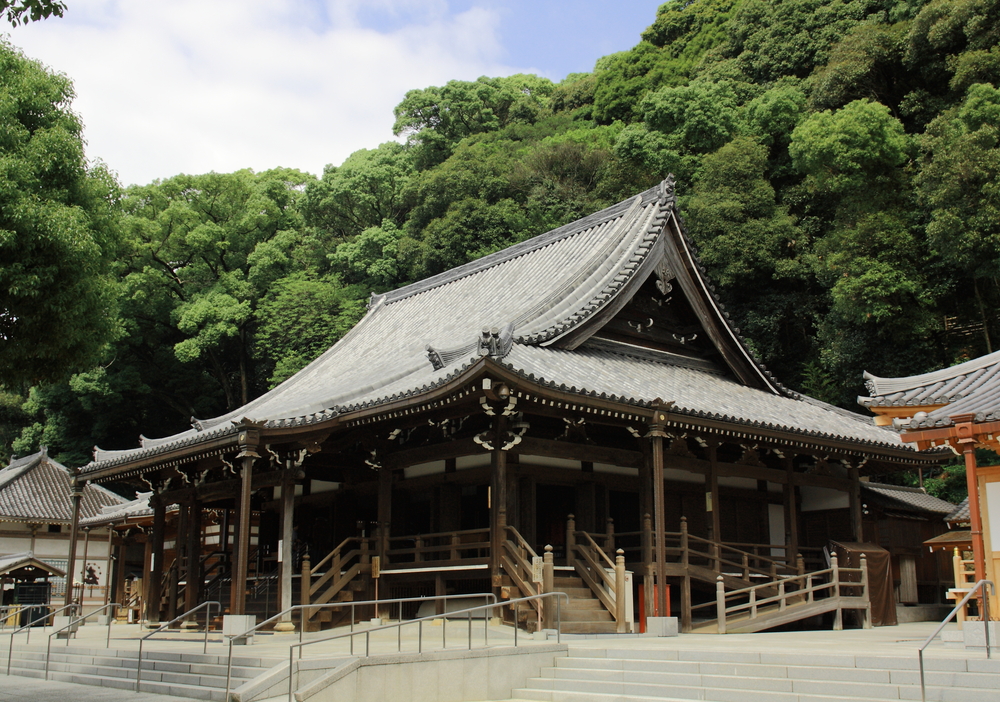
xmin=82 ymin=178 xmax=933 ymax=480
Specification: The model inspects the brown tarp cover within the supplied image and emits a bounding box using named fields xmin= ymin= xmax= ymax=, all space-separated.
xmin=829 ymin=541 xmax=896 ymax=627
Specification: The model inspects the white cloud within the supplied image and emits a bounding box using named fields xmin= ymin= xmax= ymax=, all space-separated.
xmin=7 ymin=0 xmax=527 ymax=185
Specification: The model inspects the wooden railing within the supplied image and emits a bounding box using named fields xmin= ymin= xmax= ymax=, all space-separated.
xmin=299 ymin=537 xmax=372 ymax=626
xmin=566 ymin=515 xmax=628 ymax=632
xmin=501 ymin=526 xmax=543 ymax=617
xmin=694 ymin=552 xmax=870 ymax=633
xmin=947 ymin=548 xmax=979 ymax=627
xmin=385 ymin=527 xmax=490 ymax=567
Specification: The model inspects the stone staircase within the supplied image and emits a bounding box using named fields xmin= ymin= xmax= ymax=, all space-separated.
xmin=510 ymin=645 xmax=1000 ymax=701
xmin=4 ymin=642 xmax=282 ymax=701
xmin=552 ymin=573 xmax=617 ymax=635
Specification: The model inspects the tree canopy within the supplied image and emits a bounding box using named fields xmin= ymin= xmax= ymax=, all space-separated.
xmin=4 ymin=0 xmax=1000 ymax=503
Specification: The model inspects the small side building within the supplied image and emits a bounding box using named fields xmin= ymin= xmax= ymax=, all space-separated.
xmin=0 ymin=448 xmax=127 ymax=613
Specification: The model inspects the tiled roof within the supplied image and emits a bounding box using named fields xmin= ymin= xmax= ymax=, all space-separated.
xmin=861 ymin=482 xmax=957 ymax=515
xmin=945 ymin=497 xmax=970 ymax=524
xmin=83 ymin=178 xmax=919 ymax=476
xmin=859 ymin=351 xmax=1000 ymax=429
xmin=0 ymin=552 xmax=65 ymax=578
xmin=0 ymin=449 xmax=127 ymax=522
xmin=79 ymin=491 xmax=154 ymax=526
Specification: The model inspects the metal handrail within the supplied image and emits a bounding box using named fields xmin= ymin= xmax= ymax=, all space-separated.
xmin=223 ymin=592 xmax=496 ymax=698
xmin=136 ymin=600 xmax=220 ymax=691
xmin=44 ymin=603 xmax=120 ymax=680
xmin=285 ymin=592 xmax=569 ymax=702
xmin=919 ymin=579 xmax=994 ymax=702
xmin=5 ymin=603 xmax=79 ymax=673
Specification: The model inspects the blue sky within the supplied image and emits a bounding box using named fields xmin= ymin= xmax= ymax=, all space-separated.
xmin=8 ymin=1 xmax=665 ymax=186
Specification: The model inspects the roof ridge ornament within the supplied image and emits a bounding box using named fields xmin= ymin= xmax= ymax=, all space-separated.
xmin=426 ymin=322 xmax=515 ymax=371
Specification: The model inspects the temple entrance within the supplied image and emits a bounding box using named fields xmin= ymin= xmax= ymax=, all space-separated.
xmin=536 ymin=484 xmax=575 ymax=557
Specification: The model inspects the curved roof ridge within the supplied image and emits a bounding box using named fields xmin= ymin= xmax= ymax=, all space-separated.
xmin=516 ymin=195 xmax=665 ymax=343
xmin=381 ymin=185 xmax=663 ymax=306
xmin=863 ymin=349 xmax=1000 ymax=400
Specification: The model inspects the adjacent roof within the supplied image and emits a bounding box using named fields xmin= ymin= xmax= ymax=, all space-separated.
xmin=859 ymin=351 xmax=1000 ymax=429
xmin=80 ymin=491 xmax=154 ymax=527
xmin=0 ymin=448 xmax=126 ymax=522
xmin=861 ymin=482 xmax=956 ymax=516
xmin=0 ymin=552 xmax=65 ymax=579
xmin=84 ymin=178 xmax=918 ymax=477
xmin=945 ymin=497 xmax=970 ymax=525
xmin=922 ymin=530 xmax=972 ymax=552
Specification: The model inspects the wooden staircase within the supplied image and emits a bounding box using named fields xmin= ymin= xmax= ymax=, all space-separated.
xmin=690 ymin=552 xmax=871 ymax=634
xmin=551 ymin=572 xmax=618 ymax=634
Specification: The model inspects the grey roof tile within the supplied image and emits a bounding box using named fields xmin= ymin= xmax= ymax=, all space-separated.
xmin=859 ymin=351 xmax=1000 ymax=428
xmin=861 ymin=482 xmax=956 ymax=515
xmin=84 ymin=179 xmax=918 ymax=473
xmin=0 ymin=449 xmax=126 ymax=522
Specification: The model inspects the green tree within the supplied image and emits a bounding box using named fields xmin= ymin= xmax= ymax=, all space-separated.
xmin=916 ymin=82 xmax=1000 ymax=350
xmin=0 ymin=0 xmax=65 ymax=26
xmin=302 ymin=142 xmax=414 ymax=242
xmin=393 ymin=75 xmax=554 ymax=169
xmin=0 ymin=40 xmax=123 ymax=388
xmin=121 ymin=168 xmax=314 ymax=409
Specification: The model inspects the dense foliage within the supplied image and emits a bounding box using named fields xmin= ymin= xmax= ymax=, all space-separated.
xmin=3 ymin=0 xmax=999 ymax=502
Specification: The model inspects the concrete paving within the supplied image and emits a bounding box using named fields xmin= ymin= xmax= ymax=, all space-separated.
xmin=0 ymin=673 xmax=202 ymax=702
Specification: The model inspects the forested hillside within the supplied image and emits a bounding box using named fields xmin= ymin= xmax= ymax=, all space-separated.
xmin=2 ymin=0 xmax=999 ymax=476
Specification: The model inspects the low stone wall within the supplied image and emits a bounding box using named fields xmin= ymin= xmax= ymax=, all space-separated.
xmin=294 ymin=644 xmax=567 ymax=702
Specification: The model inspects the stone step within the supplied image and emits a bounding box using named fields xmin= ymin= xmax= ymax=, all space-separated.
xmin=560 ymin=621 xmax=619 ymax=634
xmin=517 ymin=649 xmax=1000 ymax=702
xmin=559 ymin=609 xmax=614 ymax=622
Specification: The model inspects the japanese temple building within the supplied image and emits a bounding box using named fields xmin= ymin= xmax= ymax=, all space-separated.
xmin=860 ymin=350 xmax=1000 ymax=618
xmin=76 ymin=178 xmax=945 ymax=633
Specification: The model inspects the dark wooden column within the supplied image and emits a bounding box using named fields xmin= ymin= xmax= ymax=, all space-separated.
xmin=275 ymin=472 xmax=296 ymax=632
xmin=848 ymin=464 xmax=863 ymax=542
xmin=230 ymin=455 xmax=255 ymax=616
xmin=184 ymin=499 xmax=202 ymax=618
xmin=146 ymin=497 xmax=166 ymax=623
xmin=63 ymin=480 xmax=84 ymax=608
xmin=782 ymin=456 xmax=799 ymax=564
xmin=490 ymin=415 xmax=508 ymax=589
xmin=647 ymin=411 xmax=668 ymax=621
xmin=377 ymin=466 xmax=392 ymax=562
xmin=706 ymin=440 xmax=721 ymax=545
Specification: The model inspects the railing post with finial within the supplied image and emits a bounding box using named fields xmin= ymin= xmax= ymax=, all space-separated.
xmin=831 ymin=552 xmax=840 ymax=598
xmin=566 ymin=515 xmax=576 ymax=568
xmin=615 ymin=549 xmax=627 ymax=633
xmin=797 ymin=554 xmax=805 ymax=577
xmin=860 ymin=553 xmax=871 ymax=629
xmin=542 ymin=545 xmax=554 ymax=630
xmin=300 ymin=554 xmax=311 ymax=628
xmin=680 ymin=517 xmax=689 ymax=569
xmin=716 ymin=575 xmax=726 ymax=634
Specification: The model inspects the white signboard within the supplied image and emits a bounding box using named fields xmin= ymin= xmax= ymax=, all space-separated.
xmin=531 ymin=556 xmax=544 ymax=583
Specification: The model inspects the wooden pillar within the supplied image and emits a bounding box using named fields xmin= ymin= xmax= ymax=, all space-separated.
xmin=231 ymin=455 xmax=256 ymax=616
xmin=147 ymin=498 xmax=166 ymax=623
xmin=706 ymin=440 xmax=721 ymax=546
xmin=184 ymin=499 xmax=202 ymax=618
xmin=648 ymin=412 xmax=668 ymax=622
xmin=275 ymin=474 xmax=296 ymax=632
xmin=490 ymin=416 xmax=508 ymax=589
xmin=169 ymin=495 xmax=188 ymax=621
xmin=783 ymin=457 xmax=799 ymax=563
xmin=64 ymin=482 xmax=84 ymax=608
xmin=79 ymin=527 xmax=92 ymax=599
xmin=848 ymin=465 xmax=863 ymax=542
xmin=377 ymin=466 xmax=392 ymax=563
xmin=104 ymin=527 xmax=116 ymax=607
